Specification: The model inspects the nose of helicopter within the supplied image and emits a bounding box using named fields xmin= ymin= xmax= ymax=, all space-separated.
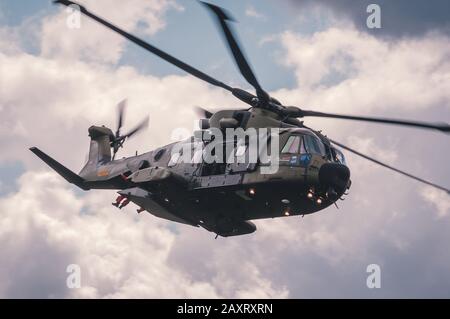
xmin=318 ymin=163 xmax=351 ymax=196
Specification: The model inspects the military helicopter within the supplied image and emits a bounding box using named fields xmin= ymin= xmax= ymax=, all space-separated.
xmin=31 ymin=1 xmax=449 ymax=237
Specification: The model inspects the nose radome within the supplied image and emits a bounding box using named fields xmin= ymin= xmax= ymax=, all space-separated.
xmin=319 ymin=163 xmax=350 ymax=191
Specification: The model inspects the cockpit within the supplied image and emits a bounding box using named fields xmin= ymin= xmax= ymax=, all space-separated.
xmin=280 ymin=129 xmax=346 ymax=166
xmin=281 ymin=134 xmax=326 ymax=156
xmin=279 ymin=130 xmax=326 ymax=167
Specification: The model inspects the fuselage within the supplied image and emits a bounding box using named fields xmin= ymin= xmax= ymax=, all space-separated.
xmin=79 ymin=126 xmax=351 ymax=236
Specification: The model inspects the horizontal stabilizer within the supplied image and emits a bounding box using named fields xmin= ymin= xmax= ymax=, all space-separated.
xmin=29 ymin=147 xmax=89 ymax=190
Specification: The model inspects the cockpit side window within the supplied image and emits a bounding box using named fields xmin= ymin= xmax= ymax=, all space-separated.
xmin=282 ymin=135 xmax=301 ymax=154
xmin=334 ymin=148 xmax=346 ymax=165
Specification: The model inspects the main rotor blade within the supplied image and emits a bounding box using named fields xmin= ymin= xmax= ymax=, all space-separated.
xmin=123 ymin=116 xmax=149 ymax=139
xmin=201 ymin=2 xmax=269 ymax=105
xmin=294 ymin=109 xmax=450 ymax=133
xmin=330 ymin=139 xmax=449 ymax=194
xmin=54 ymin=0 xmax=233 ymax=92
xmin=116 ymin=99 xmax=127 ymax=137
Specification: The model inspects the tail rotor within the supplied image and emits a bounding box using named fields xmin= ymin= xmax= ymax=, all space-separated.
xmin=110 ymin=99 xmax=149 ymax=160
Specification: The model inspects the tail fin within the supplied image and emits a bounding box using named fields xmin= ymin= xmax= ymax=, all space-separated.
xmin=85 ymin=125 xmax=114 ymax=165
xmin=78 ymin=126 xmax=114 ymax=180
xmin=29 ymin=147 xmax=90 ymax=190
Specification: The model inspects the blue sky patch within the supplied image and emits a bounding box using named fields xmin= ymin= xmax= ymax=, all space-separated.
xmin=0 ymin=161 xmax=25 ymax=196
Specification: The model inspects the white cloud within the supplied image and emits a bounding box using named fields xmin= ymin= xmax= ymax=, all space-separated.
xmin=41 ymin=0 xmax=183 ymax=64
xmin=346 ymin=136 xmax=398 ymax=169
xmin=421 ymin=186 xmax=450 ymax=218
xmin=0 ymin=171 xmax=216 ymax=298
xmin=245 ymin=6 xmax=265 ymax=20
xmin=0 ymin=50 xmax=235 ymax=169
xmin=0 ymin=171 xmax=291 ymax=298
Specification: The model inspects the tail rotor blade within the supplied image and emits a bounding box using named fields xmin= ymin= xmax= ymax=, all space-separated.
xmin=116 ymin=99 xmax=127 ymax=137
xmin=123 ymin=116 xmax=149 ymax=139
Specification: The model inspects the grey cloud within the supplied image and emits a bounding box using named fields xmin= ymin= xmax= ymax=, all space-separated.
xmin=288 ymin=0 xmax=450 ymax=37
xmin=2 ymin=231 xmax=72 ymax=298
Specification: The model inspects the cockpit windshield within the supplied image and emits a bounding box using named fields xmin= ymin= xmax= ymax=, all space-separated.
xmin=303 ymin=135 xmax=326 ymax=156
xmin=281 ymin=134 xmax=326 ymax=156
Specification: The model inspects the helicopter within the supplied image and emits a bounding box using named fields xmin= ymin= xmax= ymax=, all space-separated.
xmin=30 ymin=1 xmax=449 ymax=237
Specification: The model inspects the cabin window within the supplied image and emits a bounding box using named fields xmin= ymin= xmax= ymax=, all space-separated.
xmin=138 ymin=160 xmax=150 ymax=170
xmin=191 ymin=148 xmax=203 ymax=164
xmin=226 ymin=143 xmax=248 ymax=164
xmin=153 ymin=148 xmax=165 ymax=161
xmin=168 ymin=149 xmax=183 ymax=167
xmin=236 ymin=144 xmax=247 ymax=157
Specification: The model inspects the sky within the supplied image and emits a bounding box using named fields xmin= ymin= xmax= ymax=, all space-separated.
xmin=0 ymin=0 xmax=449 ymax=298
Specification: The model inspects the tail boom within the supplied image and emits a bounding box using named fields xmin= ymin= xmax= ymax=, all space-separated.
xmin=29 ymin=147 xmax=90 ymax=190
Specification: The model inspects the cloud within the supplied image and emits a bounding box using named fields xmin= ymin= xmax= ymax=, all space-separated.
xmin=273 ymin=27 xmax=450 ymax=116
xmin=346 ymin=136 xmax=398 ymax=163
xmin=0 ymin=171 xmax=216 ymax=298
xmin=288 ymin=0 xmax=450 ymax=37
xmin=245 ymin=6 xmax=265 ymax=20
xmin=0 ymin=170 xmax=292 ymax=298
xmin=421 ymin=187 xmax=450 ymax=218
xmin=0 ymin=48 xmax=236 ymax=169
xmin=41 ymin=0 xmax=183 ymax=64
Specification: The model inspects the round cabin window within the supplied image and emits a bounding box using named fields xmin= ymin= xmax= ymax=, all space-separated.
xmin=154 ymin=148 xmax=165 ymax=161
